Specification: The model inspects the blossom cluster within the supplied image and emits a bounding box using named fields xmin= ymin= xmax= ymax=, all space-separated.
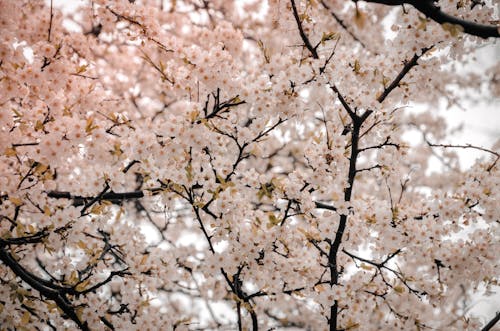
xmin=0 ymin=0 xmax=498 ymax=330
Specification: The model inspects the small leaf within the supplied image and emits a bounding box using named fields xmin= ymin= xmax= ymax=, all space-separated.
xmin=112 ymin=142 xmax=123 ymax=156
xmin=21 ymin=311 xmax=30 ymax=325
xmin=75 ymin=306 xmax=85 ymax=320
xmin=9 ymin=196 xmax=24 ymax=206
xmin=354 ymin=8 xmax=367 ymax=29
xmin=27 ymin=224 xmax=36 ymax=234
xmin=12 ymin=109 xmax=23 ymax=118
xmin=353 ymin=60 xmax=361 ymax=74
xmin=314 ymin=284 xmax=325 ymax=292
xmin=417 ymin=16 xmax=427 ymax=30
xmin=75 ymin=64 xmax=88 ymax=74
xmin=360 ymin=263 xmax=374 ymax=271
xmin=75 ymin=279 xmax=91 ymax=292
xmin=345 ymin=319 xmax=360 ymax=330
xmin=366 ymin=214 xmax=376 ymax=224
xmin=299 ymin=13 xmax=310 ymax=22
xmin=5 ymin=147 xmax=17 ymax=157
xmin=68 ymin=270 xmax=78 ymax=284
xmin=85 ymin=117 xmax=98 ymax=133
xmin=77 ymin=240 xmax=87 ymax=250
xmin=63 ymin=105 xmax=72 ymax=116
xmin=90 ymin=203 xmax=105 ymax=214
xmin=115 ymin=207 xmax=124 ymax=221
xmin=35 ymin=120 xmax=44 ymax=131
xmin=189 ymin=110 xmax=199 ymax=123
xmin=182 ymin=57 xmax=194 ymax=65
xmin=321 ymin=31 xmax=339 ymax=44
xmin=394 ymin=285 xmax=405 ymax=294
xmin=382 ymin=75 xmax=390 ymax=88
xmin=46 ymin=302 xmax=58 ymax=312
xmin=34 ymin=162 xmax=49 ymax=175
xmin=441 ymin=23 xmax=464 ymax=37
xmin=185 ymin=163 xmax=193 ymax=182
xmin=267 ymin=213 xmax=280 ymax=228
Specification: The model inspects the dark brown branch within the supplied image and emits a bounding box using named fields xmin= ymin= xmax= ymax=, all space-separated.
xmin=200 ymin=89 xmax=246 ymax=122
xmin=290 ymin=0 xmax=319 ymax=59
xmin=11 ymin=142 xmax=39 ymax=147
xmin=377 ymin=46 xmax=433 ymax=103
xmin=326 ymin=105 xmax=372 ymax=330
xmin=481 ymin=312 xmax=500 ymax=331
xmin=80 ymin=183 xmax=111 ymax=215
xmin=343 ymin=248 xmax=402 ymax=269
xmin=314 ymin=201 xmax=337 ymax=211
xmin=358 ymin=136 xmax=400 ymax=152
xmin=46 ymin=190 xmax=147 ymax=206
xmin=0 ymin=248 xmax=89 ymax=331
xmin=360 ymin=0 xmax=499 ymax=38
xmin=48 ymin=0 xmax=54 ymax=42
xmin=329 ymin=84 xmax=356 ymax=118
xmin=356 ymin=164 xmax=382 ymax=173
xmin=0 ymin=230 xmax=49 ymax=245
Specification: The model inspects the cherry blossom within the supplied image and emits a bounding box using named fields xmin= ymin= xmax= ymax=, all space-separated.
xmin=0 ymin=0 xmax=499 ymax=330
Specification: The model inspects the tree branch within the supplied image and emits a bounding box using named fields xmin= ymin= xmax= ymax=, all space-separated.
xmin=377 ymin=46 xmax=433 ymax=103
xmin=425 ymin=140 xmax=499 ymax=171
xmin=0 ymin=248 xmax=89 ymax=331
xmin=46 ymin=190 xmax=148 ymax=206
xmin=481 ymin=311 xmax=500 ymax=331
xmin=290 ymin=0 xmax=319 ymax=59
xmin=360 ymin=0 xmax=499 ymax=38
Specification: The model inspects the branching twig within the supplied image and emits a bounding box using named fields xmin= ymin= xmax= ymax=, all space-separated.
xmin=320 ymin=0 xmax=368 ymax=49
xmin=426 ymin=141 xmax=499 ymax=171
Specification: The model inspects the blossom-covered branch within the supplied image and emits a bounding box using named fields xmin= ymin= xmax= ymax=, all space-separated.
xmin=1 ymin=0 xmax=498 ymax=330
xmin=360 ymin=0 xmax=499 ymax=38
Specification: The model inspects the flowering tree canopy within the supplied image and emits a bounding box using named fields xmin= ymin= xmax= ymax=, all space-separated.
xmin=1 ymin=0 xmax=499 ymax=330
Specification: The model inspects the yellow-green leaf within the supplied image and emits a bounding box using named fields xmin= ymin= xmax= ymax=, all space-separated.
xmin=34 ymin=162 xmax=49 ymax=175
xmin=394 ymin=285 xmax=405 ymax=294
xmin=321 ymin=31 xmax=339 ymax=44
xmin=353 ymin=60 xmax=361 ymax=74
xmin=34 ymin=120 xmax=44 ymax=131
xmin=75 ymin=279 xmax=91 ymax=292
xmin=112 ymin=143 xmax=122 ymax=156
xmin=21 ymin=311 xmax=30 ymax=325
xmin=76 ymin=64 xmax=88 ymax=74
xmin=85 ymin=117 xmax=98 ymax=133
xmin=77 ymin=240 xmax=87 ymax=250
xmin=441 ymin=23 xmax=464 ymax=37
xmin=5 ymin=147 xmax=17 ymax=157
xmin=354 ymin=8 xmax=367 ymax=29
xmin=9 ymin=196 xmax=24 ymax=206
xmin=267 ymin=213 xmax=280 ymax=228
xmin=360 ymin=263 xmax=374 ymax=271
